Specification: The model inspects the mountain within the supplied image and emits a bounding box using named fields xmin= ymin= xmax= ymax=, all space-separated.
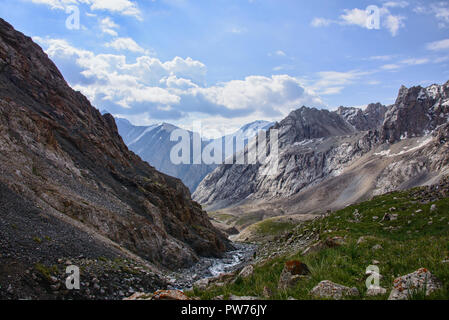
xmin=0 ymin=17 xmax=229 ymax=278
xmin=115 ymin=118 xmax=273 ymax=192
xmin=193 ymin=82 xmax=449 ymax=231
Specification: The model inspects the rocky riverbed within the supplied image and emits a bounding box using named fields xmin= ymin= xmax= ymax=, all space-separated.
xmin=167 ymin=242 xmax=257 ymax=290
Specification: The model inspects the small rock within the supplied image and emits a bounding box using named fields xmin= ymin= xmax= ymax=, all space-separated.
xmin=228 ymin=295 xmax=259 ymax=300
xmin=430 ymin=204 xmax=437 ymax=212
xmin=415 ymin=209 xmax=423 ymax=213
xmin=193 ymin=278 xmax=209 ymax=291
xmin=366 ymin=286 xmax=387 ymax=297
xmin=310 ymin=280 xmax=359 ymax=300
xmin=357 ymin=236 xmax=367 ymax=245
xmin=372 ymin=260 xmax=380 ymax=265
xmin=278 ymin=261 xmax=310 ymax=290
xmin=238 ymin=265 xmax=254 ymax=279
xmin=123 ymin=292 xmax=153 ymax=300
xmin=373 ymin=216 xmax=379 ymax=221
xmin=50 ymin=283 xmax=61 ymax=291
xmin=152 ymin=290 xmax=190 ymax=301
xmin=372 ymin=244 xmax=383 ymax=251
xmin=262 ymin=286 xmax=273 ymax=298
xmin=388 ymin=268 xmax=442 ymax=300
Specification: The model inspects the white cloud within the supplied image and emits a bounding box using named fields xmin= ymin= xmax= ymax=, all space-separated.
xmin=311 ymin=17 xmax=333 ymax=27
xmin=105 ymin=37 xmax=148 ymax=54
xmin=400 ymin=58 xmax=429 ymax=65
xmin=383 ymin=1 xmax=409 ymax=9
xmin=306 ymin=70 xmax=371 ymax=95
xmin=414 ymin=2 xmax=449 ymax=28
xmin=34 ymin=38 xmax=323 ymax=133
xmin=275 ymin=50 xmax=286 ymax=57
xmin=426 ymin=39 xmax=449 ymax=51
xmin=381 ymin=63 xmax=401 ymax=70
xmin=367 ymin=55 xmax=395 ymax=61
xmin=312 ymin=4 xmax=406 ymax=36
xmin=26 ymin=0 xmax=141 ymax=19
xmin=99 ymin=17 xmax=119 ymax=36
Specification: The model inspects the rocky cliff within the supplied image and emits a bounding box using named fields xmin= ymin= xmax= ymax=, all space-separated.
xmin=0 ymin=18 xmax=229 ymax=270
xmin=116 ymin=118 xmax=273 ymax=192
xmin=193 ymin=82 xmax=449 ymax=220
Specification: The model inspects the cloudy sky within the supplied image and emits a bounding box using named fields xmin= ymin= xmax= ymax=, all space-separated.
xmin=1 ymin=0 xmax=449 ymax=137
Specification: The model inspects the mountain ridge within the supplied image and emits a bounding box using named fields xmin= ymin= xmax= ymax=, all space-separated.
xmin=193 ymin=81 xmax=449 ymax=231
xmin=0 ymin=18 xmax=229 ymax=272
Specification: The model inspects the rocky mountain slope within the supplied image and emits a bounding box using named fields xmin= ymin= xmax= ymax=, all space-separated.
xmin=0 ymin=17 xmax=229 ymax=279
xmin=193 ymin=82 xmax=449 ymax=227
xmin=116 ymin=118 xmax=273 ymax=192
xmin=189 ymin=178 xmax=449 ymax=300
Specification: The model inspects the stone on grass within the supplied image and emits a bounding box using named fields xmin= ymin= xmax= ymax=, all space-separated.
xmin=152 ymin=290 xmax=191 ymax=300
xmin=366 ymin=286 xmax=387 ymax=297
xmin=193 ymin=278 xmax=210 ymax=291
xmin=229 ymin=295 xmax=259 ymax=300
xmin=278 ymin=261 xmax=310 ymax=290
xmin=388 ymin=268 xmax=442 ymax=300
xmin=310 ymin=280 xmax=359 ymax=300
xmin=238 ymin=265 xmax=254 ymax=279
xmin=123 ymin=292 xmax=153 ymax=300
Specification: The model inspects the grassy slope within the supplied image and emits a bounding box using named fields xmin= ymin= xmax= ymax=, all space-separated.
xmin=192 ymin=188 xmax=449 ymax=300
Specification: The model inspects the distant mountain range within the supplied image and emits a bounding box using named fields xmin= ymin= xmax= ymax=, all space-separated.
xmin=0 ymin=18 xmax=229 ymax=275
xmin=193 ymin=81 xmax=449 ymax=231
xmin=115 ymin=118 xmax=274 ymax=191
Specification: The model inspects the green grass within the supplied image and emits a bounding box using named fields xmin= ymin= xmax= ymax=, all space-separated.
xmin=191 ymin=189 xmax=449 ymax=300
xmin=34 ymin=263 xmax=59 ymax=281
xmin=255 ymin=219 xmax=297 ymax=237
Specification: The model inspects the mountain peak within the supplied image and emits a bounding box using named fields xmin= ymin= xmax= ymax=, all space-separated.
xmin=0 ymin=18 xmax=229 ymax=270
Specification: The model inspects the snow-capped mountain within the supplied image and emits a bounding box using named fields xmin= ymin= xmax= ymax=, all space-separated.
xmin=193 ymin=81 xmax=449 ymax=218
xmin=115 ymin=118 xmax=273 ymax=191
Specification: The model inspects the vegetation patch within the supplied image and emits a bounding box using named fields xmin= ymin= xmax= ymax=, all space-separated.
xmin=191 ymin=188 xmax=449 ymax=300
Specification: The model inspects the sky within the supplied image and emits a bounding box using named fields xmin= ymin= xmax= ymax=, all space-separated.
xmin=1 ymin=0 xmax=449 ymax=137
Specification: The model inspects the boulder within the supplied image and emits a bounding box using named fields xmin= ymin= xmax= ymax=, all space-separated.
xmin=229 ymin=295 xmax=260 ymax=300
xmin=302 ymin=236 xmax=345 ymax=255
xmin=278 ymin=261 xmax=310 ymax=290
xmin=262 ymin=286 xmax=273 ymax=298
xmin=238 ymin=265 xmax=254 ymax=279
xmin=193 ymin=278 xmax=210 ymax=291
xmin=388 ymin=268 xmax=442 ymax=300
xmin=366 ymin=286 xmax=387 ymax=297
xmin=123 ymin=292 xmax=153 ymax=300
xmin=310 ymin=280 xmax=359 ymax=300
xmin=151 ymin=290 xmax=191 ymax=300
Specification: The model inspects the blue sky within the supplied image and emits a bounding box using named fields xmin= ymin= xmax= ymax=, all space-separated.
xmin=1 ymin=0 xmax=449 ymax=137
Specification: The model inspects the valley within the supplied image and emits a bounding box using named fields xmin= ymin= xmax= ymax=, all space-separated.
xmin=0 ymin=14 xmax=448 ymax=302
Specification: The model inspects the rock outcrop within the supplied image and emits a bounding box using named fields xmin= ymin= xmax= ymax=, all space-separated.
xmin=310 ymin=280 xmax=359 ymax=300
xmin=193 ymin=81 xmax=449 ymax=218
xmin=388 ymin=268 xmax=442 ymax=300
xmin=381 ymin=83 xmax=449 ymax=143
xmin=336 ymin=103 xmax=387 ymax=131
xmin=0 ymin=18 xmax=229 ymax=270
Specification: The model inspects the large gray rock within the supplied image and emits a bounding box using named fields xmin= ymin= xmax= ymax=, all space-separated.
xmin=310 ymin=280 xmax=359 ymax=300
xmin=388 ymin=268 xmax=442 ymax=300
